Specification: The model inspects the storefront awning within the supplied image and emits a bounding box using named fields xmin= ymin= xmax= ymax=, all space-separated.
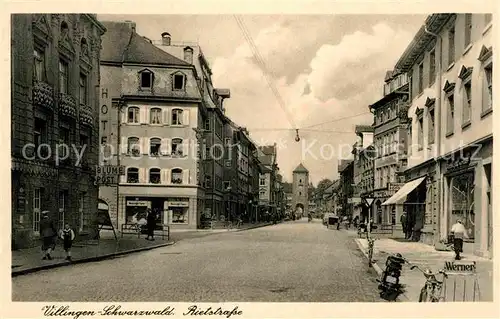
xmin=382 ymin=177 xmax=426 ymax=206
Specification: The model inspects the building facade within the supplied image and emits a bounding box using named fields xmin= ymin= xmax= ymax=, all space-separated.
xmin=99 ymin=21 xmax=206 ymax=230
xmin=338 ymin=160 xmax=354 ymax=218
xmin=291 ymin=163 xmax=309 ymax=218
xmin=11 ymin=14 xmax=105 ymax=248
xmin=352 ymin=125 xmax=374 ymax=221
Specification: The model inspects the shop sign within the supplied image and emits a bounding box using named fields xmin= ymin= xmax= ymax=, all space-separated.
xmin=443 ymin=261 xmax=476 ymax=274
xmin=388 ymin=183 xmax=404 ymax=192
xmin=126 ymin=200 xmax=149 ymax=207
xmin=167 ymin=201 xmax=189 ymax=207
xmin=348 ymin=197 xmax=362 ymax=204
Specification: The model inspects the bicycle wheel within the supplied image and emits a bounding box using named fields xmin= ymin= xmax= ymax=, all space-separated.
xmin=418 ymin=287 xmax=428 ymax=302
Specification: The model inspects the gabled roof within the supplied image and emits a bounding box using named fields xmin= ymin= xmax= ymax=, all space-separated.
xmin=259 ymin=145 xmax=276 ymax=156
xmin=124 ymin=32 xmax=190 ymax=66
xmin=293 ymin=163 xmax=309 ymax=173
xmin=101 ymin=21 xmax=134 ymax=63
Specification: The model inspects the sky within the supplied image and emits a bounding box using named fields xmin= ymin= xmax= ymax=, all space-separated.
xmin=98 ymin=14 xmax=426 ymax=185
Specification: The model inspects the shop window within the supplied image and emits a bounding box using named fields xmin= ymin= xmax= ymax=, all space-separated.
xmin=173 ymin=73 xmax=186 ymax=90
xmin=150 ymin=138 xmax=161 ymax=156
xmin=127 ymin=137 xmax=140 ymax=156
xmin=150 ymin=108 xmax=162 ymax=124
xmin=171 ymin=168 xmax=183 ymax=184
xmin=34 ymin=47 xmax=45 ymax=82
xmin=171 ymin=108 xmax=183 ymax=125
xmin=149 ymin=168 xmax=161 ymax=184
xmin=127 ymin=107 xmax=139 ymax=123
xmin=33 ymin=188 xmax=42 ymax=232
xmin=59 ymin=59 xmax=68 ymax=94
xmin=450 ymin=172 xmax=475 ymax=240
xmin=171 ymin=138 xmax=183 ymax=156
xmin=127 ymin=167 xmax=139 ymax=183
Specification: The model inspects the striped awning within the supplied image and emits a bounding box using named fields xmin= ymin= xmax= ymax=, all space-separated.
xmin=382 ymin=177 xmax=426 ymax=206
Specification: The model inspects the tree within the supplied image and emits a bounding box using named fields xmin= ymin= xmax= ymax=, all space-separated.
xmin=316 ymin=179 xmax=333 ymax=195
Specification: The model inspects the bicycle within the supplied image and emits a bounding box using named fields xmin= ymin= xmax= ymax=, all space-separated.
xmin=410 ymin=264 xmax=448 ymax=302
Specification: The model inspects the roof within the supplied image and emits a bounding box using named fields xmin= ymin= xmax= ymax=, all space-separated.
xmin=355 ymin=125 xmax=374 ymax=134
xmin=259 ymin=154 xmax=273 ymax=166
xmin=100 ymin=21 xmax=190 ymax=66
xmin=293 ymin=163 xmax=309 ymax=173
xmin=259 ymin=145 xmax=276 ymax=156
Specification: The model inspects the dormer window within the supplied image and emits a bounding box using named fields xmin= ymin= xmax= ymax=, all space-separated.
xmin=139 ymin=69 xmax=154 ymax=89
xmin=173 ymin=73 xmax=186 ymax=90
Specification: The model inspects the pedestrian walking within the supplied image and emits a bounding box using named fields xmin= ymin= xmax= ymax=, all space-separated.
xmin=39 ymin=211 xmax=57 ymax=260
xmin=146 ymin=209 xmax=156 ymax=241
xmin=400 ymin=211 xmax=408 ymax=239
xmin=59 ymin=223 xmax=75 ymax=261
xmin=450 ymin=219 xmax=469 ymax=260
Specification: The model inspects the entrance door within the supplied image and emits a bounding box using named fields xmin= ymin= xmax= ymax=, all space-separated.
xmin=151 ymin=198 xmax=165 ymax=226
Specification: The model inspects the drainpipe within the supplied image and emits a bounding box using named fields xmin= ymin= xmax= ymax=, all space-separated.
xmin=424 ymin=23 xmax=442 ymax=246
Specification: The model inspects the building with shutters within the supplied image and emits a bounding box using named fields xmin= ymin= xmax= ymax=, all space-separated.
xmin=99 ymin=21 xmax=207 ymax=230
xmin=11 ymin=14 xmax=106 ymax=249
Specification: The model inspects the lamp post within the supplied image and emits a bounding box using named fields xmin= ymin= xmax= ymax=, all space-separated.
xmin=364 ymin=197 xmax=375 ymax=237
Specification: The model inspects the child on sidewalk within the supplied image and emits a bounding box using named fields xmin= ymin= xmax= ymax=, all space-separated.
xmin=60 ymin=223 xmax=75 ymax=261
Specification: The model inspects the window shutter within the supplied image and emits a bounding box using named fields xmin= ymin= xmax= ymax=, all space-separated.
xmin=160 ymin=138 xmax=171 ymax=156
xmin=166 ymin=169 xmax=171 ymax=184
xmin=140 ymin=106 xmax=147 ymax=124
xmin=183 ymin=169 xmax=190 ymax=185
xmin=121 ymin=109 xmax=127 ymax=124
xmin=183 ymin=109 xmax=190 ymax=126
xmin=120 ymin=174 xmax=126 ymax=184
xmin=182 ymin=138 xmax=189 ymax=156
xmin=163 ymin=108 xmax=169 ymax=125
xmin=121 ymin=137 xmax=128 ymax=154
xmin=161 ymin=169 xmax=168 ymax=184
xmin=139 ymin=167 xmax=147 ymax=183
xmin=143 ymin=137 xmax=150 ymax=155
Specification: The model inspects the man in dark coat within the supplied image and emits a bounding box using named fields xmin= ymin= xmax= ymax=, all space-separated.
xmin=146 ymin=209 xmax=156 ymax=241
xmin=40 ymin=211 xmax=57 ymax=260
xmin=400 ymin=211 xmax=408 ymax=239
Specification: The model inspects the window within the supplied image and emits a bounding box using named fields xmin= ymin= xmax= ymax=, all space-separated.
xmin=448 ymin=27 xmax=455 ymax=65
xmin=79 ymin=192 xmax=86 ymax=232
xmin=140 ymin=71 xmax=153 ymax=89
xmin=171 ymin=138 xmax=183 ymax=156
xmin=79 ymin=73 xmax=87 ymax=105
xmin=204 ymin=118 xmax=210 ymax=131
xmin=59 ymin=126 xmax=70 ymax=158
xmin=450 ymin=172 xmax=475 ymax=239
xmin=171 ymin=168 xmax=183 ymax=184
xmin=225 ymin=138 xmax=231 ymax=146
xmin=127 ymin=107 xmax=139 ymax=123
xmin=173 ymin=74 xmax=185 ymax=90
xmin=101 ymin=136 xmax=107 ymax=144
xmin=429 ymin=50 xmax=436 ymax=86
xmin=34 ymin=117 xmax=47 ymax=150
xmin=464 ymin=14 xmax=472 ymax=47
xmin=418 ymin=116 xmax=424 ymax=150
xmin=150 ymin=138 xmax=161 ymax=156
xmin=428 ymin=108 xmax=435 ymax=144
xmin=34 ymin=48 xmax=45 ymax=82
xmin=33 ymin=188 xmax=42 ymax=232
xmin=149 ymin=168 xmax=161 ymax=184
xmin=483 ymin=64 xmax=493 ymax=112
xmin=127 ymin=168 xmax=139 ymax=183
xmin=446 ymin=94 xmax=455 ymax=134
xmin=172 ymin=109 xmax=183 ymax=125
xmin=58 ymin=190 xmax=68 ymax=230
xmin=150 ymin=108 xmax=162 ymax=124
xmin=463 ymin=81 xmax=472 ymax=124
xmin=260 ymin=178 xmax=266 ymax=186
xmin=205 ymin=176 xmax=212 ymax=188
xmin=59 ymin=59 xmax=68 ymax=94
xmin=127 ymin=137 xmax=140 ymax=155
xmin=418 ymin=62 xmax=424 ymax=94
xmin=79 ymin=134 xmax=88 ymax=164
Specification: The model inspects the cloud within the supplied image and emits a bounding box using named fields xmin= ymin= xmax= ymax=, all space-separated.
xmin=212 ymin=21 xmax=414 ymax=184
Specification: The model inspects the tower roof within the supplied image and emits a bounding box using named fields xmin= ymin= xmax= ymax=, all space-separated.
xmin=293 ymin=163 xmax=309 ymax=173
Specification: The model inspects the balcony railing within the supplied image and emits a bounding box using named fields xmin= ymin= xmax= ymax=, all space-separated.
xmin=79 ymin=104 xmax=94 ymax=127
xmin=58 ymin=93 xmax=77 ymax=119
xmin=383 ymin=73 xmax=408 ymax=96
xmin=32 ymin=81 xmax=54 ymax=111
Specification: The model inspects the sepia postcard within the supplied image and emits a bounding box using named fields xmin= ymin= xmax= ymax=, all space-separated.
xmin=2 ymin=0 xmax=499 ymax=318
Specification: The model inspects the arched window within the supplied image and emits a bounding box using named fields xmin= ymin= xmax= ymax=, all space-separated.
xmin=171 ymin=108 xmax=183 ymax=125
xmin=127 ymin=167 xmax=139 ymax=183
xmin=81 ymin=38 xmax=88 ymax=56
xmin=149 ymin=168 xmax=161 ymax=184
xmin=172 ymin=138 xmax=183 ymax=156
xmin=127 ymin=107 xmax=139 ymax=123
xmin=127 ymin=137 xmax=140 ymax=156
xmin=173 ymin=73 xmax=186 ymax=90
xmin=60 ymin=21 xmax=68 ymax=37
xmin=150 ymin=107 xmax=162 ymax=124
xmin=150 ymin=138 xmax=161 ymax=156
xmin=171 ymin=168 xmax=183 ymax=184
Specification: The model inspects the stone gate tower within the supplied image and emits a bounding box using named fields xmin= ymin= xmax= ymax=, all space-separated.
xmin=291 ymin=163 xmax=309 ymax=218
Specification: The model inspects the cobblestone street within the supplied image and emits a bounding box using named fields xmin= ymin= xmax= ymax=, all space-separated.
xmin=12 ymin=220 xmax=383 ymax=302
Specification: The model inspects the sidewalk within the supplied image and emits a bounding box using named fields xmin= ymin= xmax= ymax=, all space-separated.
xmin=354 ymin=236 xmax=493 ymax=302
xmin=12 ymin=221 xmax=273 ymax=277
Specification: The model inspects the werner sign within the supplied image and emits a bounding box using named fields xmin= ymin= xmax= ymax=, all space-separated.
xmin=443 ymin=261 xmax=476 ymax=274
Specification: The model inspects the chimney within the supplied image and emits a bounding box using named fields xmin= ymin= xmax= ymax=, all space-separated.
xmin=183 ymin=46 xmax=194 ymax=64
xmin=161 ymin=32 xmax=171 ymax=46
xmin=124 ymin=20 xmax=136 ymax=32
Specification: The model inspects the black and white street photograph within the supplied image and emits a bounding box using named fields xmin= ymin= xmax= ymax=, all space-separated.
xmin=6 ymin=3 xmax=497 ymax=315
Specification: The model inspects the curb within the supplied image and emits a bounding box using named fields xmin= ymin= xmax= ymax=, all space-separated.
xmin=235 ymin=222 xmax=274 ymax=232
xmin=12 ymin=241 xmax=175 ymax=277
xmin=354 ymin=238 xmax=410 ymax=302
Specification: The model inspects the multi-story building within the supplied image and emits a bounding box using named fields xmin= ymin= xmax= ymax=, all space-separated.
xmin=351 ymin=125 xmax=374 ymax=220
xmin=383 ymin=14 xmax=493 ymax=256
xmin=258 ymin=144 xmax=279 ymax=218
xmin=154 ymin=31 xmax=231 ymax=224
xmin=291 ymin=163 xmax=309 ymax=218
xmin=369 ymin=70 xmax=411 ymax=225
xmin=248 ymin=139 xmax=262 ymax=222
xmin=99 ymin=21 xmax=206 ymax=230
xmin=283 ymin=182 xmax=293 ymax=214
xmin=11 ymin=14 xmax=106 ymax=248
xmin=338 ymin=160 xmax=354 ymax=218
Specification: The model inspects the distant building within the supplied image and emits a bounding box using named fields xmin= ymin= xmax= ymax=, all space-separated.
xmin=352 ymin=125 xmax=374 ymax=221
xmin=338 ymin=160 xmax=354 ymax=217
xmin=291 ymin=163 xmax=309 ymax=218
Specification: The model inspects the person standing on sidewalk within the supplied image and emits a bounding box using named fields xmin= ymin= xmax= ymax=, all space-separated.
xmin=39 ymin=211 xmax=57 ymax=260
xmin=450 ymin=219 xmax=469 ymax=260
xmin=60 ymin=223 xmax=75 ymax=261
xmin=400 ymin=211 xmax=408 ymax=239
xmin=146 ymin=209 xmax=156 ymax=241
